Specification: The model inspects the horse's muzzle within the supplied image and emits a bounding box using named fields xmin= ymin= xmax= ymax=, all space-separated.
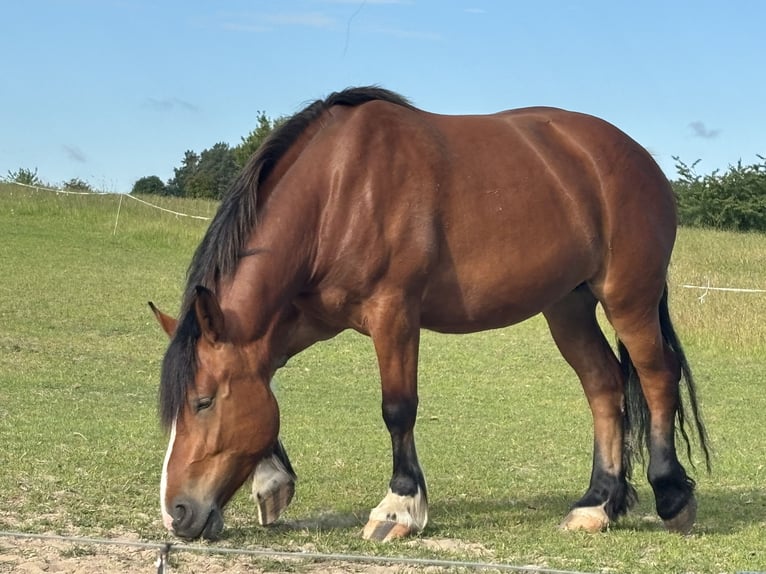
xmin=170 ymin=497 xmax=224 ymax=540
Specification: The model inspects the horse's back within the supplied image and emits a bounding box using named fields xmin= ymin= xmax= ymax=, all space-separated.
xmin=300 ymin=100 xmax=677 ymax=332
xmin=336 ymin=101 xmax=673 ymax=237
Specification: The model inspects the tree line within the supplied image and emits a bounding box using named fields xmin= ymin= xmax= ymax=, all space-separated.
xmin=673 ymin=155 xmax=766 ymax=232
xmin=131 ymin=112 xmax=285 ymax=198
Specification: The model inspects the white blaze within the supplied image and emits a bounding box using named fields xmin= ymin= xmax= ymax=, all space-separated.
xmin=160 ymin=420 xmax=177 ymax=531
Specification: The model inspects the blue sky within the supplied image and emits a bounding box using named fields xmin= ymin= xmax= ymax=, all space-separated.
xmin=1 ymin=0 xmax=764 ymax=192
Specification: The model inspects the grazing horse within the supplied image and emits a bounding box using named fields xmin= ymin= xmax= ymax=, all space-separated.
xmin=149 ymin=86 xmax=709 ymax=542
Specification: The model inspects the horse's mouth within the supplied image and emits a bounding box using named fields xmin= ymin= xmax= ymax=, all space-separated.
xmin=200 ymin=507 xmax=224 ymax=540
xmin=172 ymin=502 xmax=224 ymax=541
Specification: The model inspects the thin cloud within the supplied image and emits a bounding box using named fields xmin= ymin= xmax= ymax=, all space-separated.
xmin=464 ymin=8 xmax=487 ymax=14
xmin=369 ymin=26 xmax=441 ymax=41
xmin=264 ymin=11 xmax=336 ymax=27
xmin=222 ymin=11 xmax=337 ymax=32
xmin=321 ymin=0 xmax=410 ymax=3
xmin=63 ymin=145 xmax=86 ymax=163
xmin=689 ymin=121 xmax=721 ymax=139
xmin=221 ymin=22 xmax=269 ymax=33
xmin=144 ymin=97 xmax=199 ymax=113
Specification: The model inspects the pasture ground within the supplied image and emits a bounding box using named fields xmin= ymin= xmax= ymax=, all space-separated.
xmin=1 ymin=184 xmax=765 ymax=573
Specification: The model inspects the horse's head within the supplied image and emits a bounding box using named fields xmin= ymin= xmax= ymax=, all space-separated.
xmin=149 ymin=286 xmax=280 ymax=540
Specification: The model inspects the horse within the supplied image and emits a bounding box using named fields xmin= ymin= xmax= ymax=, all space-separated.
xmin=149 ymin=86 xmax=710 ymax=542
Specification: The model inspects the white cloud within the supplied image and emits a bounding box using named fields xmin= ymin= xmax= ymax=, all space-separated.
xmin=319 ymin=0 xmax=410 ymax=4
xmin=264 ymin=11 xmax=336 ymax=27
xmin=369 ymin=26 xmax=441 ymax=41
xmin=221 ymin=22 xmax=270 ymax=33
xmin=221 ymin=11 xmax=337 ymax=32
xmin=144 ymin=98 xmax=199 ymax=113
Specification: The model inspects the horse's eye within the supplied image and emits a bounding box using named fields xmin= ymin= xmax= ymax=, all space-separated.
xmin=195 ymin=397 xmax=214 ymax=412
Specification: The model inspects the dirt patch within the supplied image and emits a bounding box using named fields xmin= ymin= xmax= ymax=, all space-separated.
xmin=0 ymin=537 xmax=158 ymax=574
xmin=0 ymin=535 xmax=491 ymax=574
xmin=408 ymin=537 xmax=492 ymax=557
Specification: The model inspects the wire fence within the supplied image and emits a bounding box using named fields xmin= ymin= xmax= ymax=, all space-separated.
xmin=681 ymin=282 xmax=766 ymax=303
xmin=4 ymin=180 xmax=212 ymax=221
xmin=0 ymin=529 xmax=597 ymax=574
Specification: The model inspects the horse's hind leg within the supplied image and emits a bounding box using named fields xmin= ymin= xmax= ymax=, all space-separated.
xmin=543 ymin=286 xmax=636 ymax=532
xmin=362 ymin=294 xmax=428 ymax=541
xmin=603 ymin=287 xmax=698 ymax=533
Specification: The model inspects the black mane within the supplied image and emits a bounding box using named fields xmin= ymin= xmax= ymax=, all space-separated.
xmin=160 ymin=86 xmax=414 ymax=429
xmin=182 ymin=86 xmax=414 ymax=310
xmin=160 ymin=308 xmax=200 ymax=429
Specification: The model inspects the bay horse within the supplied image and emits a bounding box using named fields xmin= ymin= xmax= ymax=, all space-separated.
xmin=149 ymin=86 xmax=710 ymax=542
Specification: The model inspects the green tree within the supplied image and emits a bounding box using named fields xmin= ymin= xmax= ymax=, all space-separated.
xmin=234 ymin=112 xmax=286 ymax=167
xmin=673 ymin=155 xmax=766 ymax=232
xmin=164 ymin=112 xmax=284 ymax=198
xmin=179 ymin=143 xmax=239 ymax=199
xmin=131 ymin=175 xmax=167 ymax=195
xmin=6 ymin=167 xmax=40 ymax=186
xmin=166 ymin=150 xmax=199 ymax=197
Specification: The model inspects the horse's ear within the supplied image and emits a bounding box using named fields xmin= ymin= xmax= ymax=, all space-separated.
xmin=149 ymin=302 xmax=177 ymax=338
xmin=193 ymin=286 xmax=226 ymax=344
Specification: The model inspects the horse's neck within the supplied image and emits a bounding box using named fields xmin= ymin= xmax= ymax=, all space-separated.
xmin=217 ymin=211 xmax=315 ymax=343
xmin=216 ymin=113 xmax=335 ymax=343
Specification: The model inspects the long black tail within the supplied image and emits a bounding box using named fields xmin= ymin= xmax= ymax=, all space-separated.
xmin=618 ymin=285 xmax=711 ymax=472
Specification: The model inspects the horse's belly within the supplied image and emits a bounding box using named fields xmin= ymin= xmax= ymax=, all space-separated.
xmin=419 ymin=271 xmax=584 ymax=334
xmin=420 ymin=304 xmax=541 ymax=333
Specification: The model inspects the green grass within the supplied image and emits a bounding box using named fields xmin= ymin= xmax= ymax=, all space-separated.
xmin=1 ymin=183 xmax=765 ymax=573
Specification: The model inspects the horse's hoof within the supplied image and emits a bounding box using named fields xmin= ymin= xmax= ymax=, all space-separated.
xmin=663 ymin=496 xmax=697 ymax=534
xmin=559 ymin=505 xmax=610 ymax=533
xmin=363 ymin=487 xmax=428 ymax=541
xmin=252 ymin=455 xmax=295 ymax=525
xmin=255 ymin=479 xmax=295 ymax=525
xmin=362 ymin=520 xmax=414 ymax=541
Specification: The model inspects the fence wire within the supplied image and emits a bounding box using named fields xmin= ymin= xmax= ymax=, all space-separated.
xmin=4 ymin=181 xmax=212 ymax=220
xmin=0 ymin=530 xmax=596 ymax=574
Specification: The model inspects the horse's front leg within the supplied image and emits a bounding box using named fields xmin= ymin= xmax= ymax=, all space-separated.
xmin=362 ymin=298 xmax=428 ymax=541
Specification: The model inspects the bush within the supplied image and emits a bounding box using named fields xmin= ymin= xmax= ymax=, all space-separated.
xmin=672 ymin=155 xmax=766 ymax=232
xmin=63 ymin=178 xmax=92 ymax=193
xmin=6 ymin=167 xmax=40 ymax=186
xmin=131 ymin=175 xmax=167 ymax=196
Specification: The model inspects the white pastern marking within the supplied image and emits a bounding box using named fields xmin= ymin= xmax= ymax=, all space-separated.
xmin=559 ymin=502 xmax=610 ymax=532
xmin=251 ymin=452 xmax=296 ymax=525
xmin=368 ymin=486 xmax=428 ymax=531
xmin=160 ymin=420 xmax=176 ymax=531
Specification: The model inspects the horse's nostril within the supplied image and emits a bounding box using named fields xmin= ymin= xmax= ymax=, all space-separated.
xmin=173 ymin=502 xmax=191 ymax=527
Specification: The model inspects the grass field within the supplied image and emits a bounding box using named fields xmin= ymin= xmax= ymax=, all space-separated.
xmin=0 ymin=183 xmax=765 ymax=573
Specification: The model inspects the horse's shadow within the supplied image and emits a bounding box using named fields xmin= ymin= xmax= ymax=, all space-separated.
xmin=225 ymin=486 xmax=766 ymax=541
